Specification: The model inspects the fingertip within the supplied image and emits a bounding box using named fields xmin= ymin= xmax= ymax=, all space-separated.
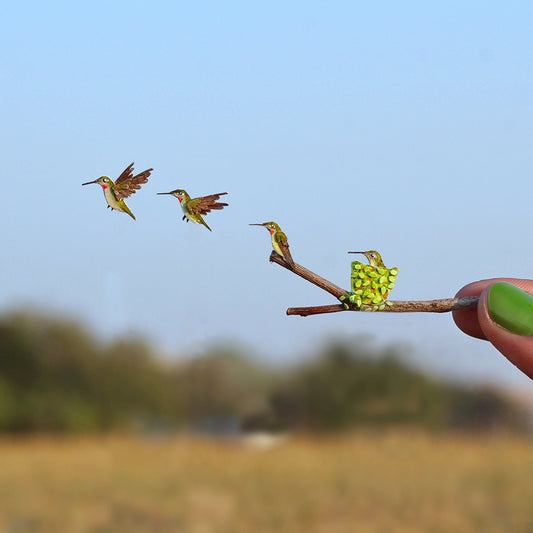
xmin=477 ymin=282 xmax=533 ymax=380
xmin=452 ymin=306 xmax=486 ymax=340
xmin=452 ymin=281 xmax=490 ymax=340
xmin=452 ymin=278 xmax=533 ymax=342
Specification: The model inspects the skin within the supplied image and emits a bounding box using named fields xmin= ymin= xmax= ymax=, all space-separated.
xmin=453 ymin=278 xmax=533 ymax=380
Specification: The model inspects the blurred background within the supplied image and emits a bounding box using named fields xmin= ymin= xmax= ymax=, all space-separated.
xmin=2 ymin=1 xmax=533 ymax=531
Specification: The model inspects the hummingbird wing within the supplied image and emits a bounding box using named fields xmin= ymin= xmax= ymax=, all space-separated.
xmin=276 ymin=232 xmax=295 ymax=268
xmin=188 ymin=192 xmax=228 ymax=216
xmin=114 ymin=163 xmax=153 ymax=201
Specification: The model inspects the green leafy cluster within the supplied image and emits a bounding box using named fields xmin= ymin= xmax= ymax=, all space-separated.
xmin=340 ymin=261 xmax=398 ymax=311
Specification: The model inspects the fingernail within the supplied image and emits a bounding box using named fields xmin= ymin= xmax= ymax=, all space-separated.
xmin=488 ymin=282 xmax=533 ymax=336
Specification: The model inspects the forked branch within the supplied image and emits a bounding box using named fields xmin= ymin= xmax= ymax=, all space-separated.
xmin=268 ymin=252 xmax=479 ymax=317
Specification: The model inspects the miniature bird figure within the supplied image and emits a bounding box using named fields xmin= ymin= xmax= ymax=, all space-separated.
xmin=157 ymin=189 xmax=228 ymax=231
xmin=343 ymin=249 xmax=398 ymax=310
xmin=250 ymin=221 xmax=295 ymax=268
xmin=348 ymin=250 xmax=386 ymax=268
xmin=82 ymin=162 xmax=152 ymax=220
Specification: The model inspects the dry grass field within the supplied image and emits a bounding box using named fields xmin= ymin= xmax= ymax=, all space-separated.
xmin=0 ymin=431 xmax=532 ymax=532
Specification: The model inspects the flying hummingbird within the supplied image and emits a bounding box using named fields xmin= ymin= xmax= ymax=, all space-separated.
xmin=250 ymin=221 xmax=295 ymax=268
xmin=82 ymin=162 xmax=152 ymax=220
xmin=157 ymin=189 xmax=228 ymax=231
xmin=348 ymin=250 xmax=387 ymax=268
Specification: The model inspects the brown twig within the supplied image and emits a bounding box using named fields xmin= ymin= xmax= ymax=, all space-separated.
xmin=269 ymin=251 xmax=346 ymax=298
xmin=269 ymin=251 xmax=479 ymax=317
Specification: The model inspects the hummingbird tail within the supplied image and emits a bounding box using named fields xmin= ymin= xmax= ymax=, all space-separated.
xmin=123 ymin=204 xmax=136 ymax=220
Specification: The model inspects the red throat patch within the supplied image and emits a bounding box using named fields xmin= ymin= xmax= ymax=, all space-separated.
xmin=102 ymin=184 xmax=108 ymax=190
xmin=178 ymin=198 xmax=183 ymax=203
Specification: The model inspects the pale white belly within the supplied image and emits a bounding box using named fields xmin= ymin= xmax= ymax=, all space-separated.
xmin=103 ymin=187 xmax=124 ymax=212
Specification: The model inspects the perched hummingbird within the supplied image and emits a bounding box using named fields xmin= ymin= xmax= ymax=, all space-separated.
xmin=157 ymin=189 xmax=228 ymax=231
xmin=250 ymin=221 xmax=295 ymax=268
xmin=82 ymin=162 xmax=152 ymax=220
xmin=348 ymin=250 xmax=386 ymax=268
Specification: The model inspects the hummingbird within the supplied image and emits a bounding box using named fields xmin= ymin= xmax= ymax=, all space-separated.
xmin=348 ymin=250 xmax=386 ymax=268
xmin=157 ymin=189 xmax=228 ymax=231
xmin=250 ymin=221 xmax=295 ymax=268
xmin=82 ymin=162 xmax=152 ymax=220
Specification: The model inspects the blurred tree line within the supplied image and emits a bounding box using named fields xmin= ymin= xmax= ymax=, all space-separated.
xmin=0 ymin=311 xmax=528 ymax=434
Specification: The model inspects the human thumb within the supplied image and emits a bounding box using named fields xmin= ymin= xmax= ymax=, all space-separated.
xmin=478 ymin=282 xmax=533 ymax=379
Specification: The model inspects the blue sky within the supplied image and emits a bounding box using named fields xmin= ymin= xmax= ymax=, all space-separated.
xmin=1 ymin=2 xmax=533 ymax=388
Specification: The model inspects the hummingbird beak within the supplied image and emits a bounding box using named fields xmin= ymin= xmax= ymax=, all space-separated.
xmin=249 ymin=223 xmax=265 ymax=227
xmin=157 ymin=192 xmax=173 ymax=195
xmin=82 ymin=180 xmax=98 ymax=186
xmin=348 ymin=251 xmax=364 ymax=254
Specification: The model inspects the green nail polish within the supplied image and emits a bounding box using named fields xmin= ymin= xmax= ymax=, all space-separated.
xmin=488 ymin=282 xmax=533 ymax=336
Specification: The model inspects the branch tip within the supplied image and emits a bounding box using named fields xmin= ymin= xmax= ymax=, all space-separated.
xmin=267 ymin=251 xmax=479 ymax=316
